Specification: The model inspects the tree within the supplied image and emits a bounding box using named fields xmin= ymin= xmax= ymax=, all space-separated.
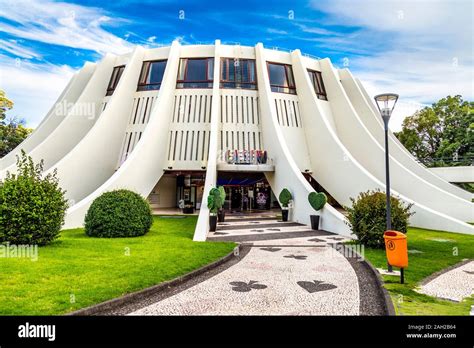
xmin=0 ymin=90 xmax=32 ymax=158
xmin=395 ymin=95 xmax=474 ymax=167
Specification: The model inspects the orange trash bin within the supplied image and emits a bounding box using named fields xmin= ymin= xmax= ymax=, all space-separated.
xmin=384 ymin=230 xmax=408 ymax=268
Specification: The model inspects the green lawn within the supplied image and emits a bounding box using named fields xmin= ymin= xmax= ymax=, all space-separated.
xmin=0 ymin=215 xmax=236 ymax=315
xmin=360 ymin=227 xmax=474 ymax=315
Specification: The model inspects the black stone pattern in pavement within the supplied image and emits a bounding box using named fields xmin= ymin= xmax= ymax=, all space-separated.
xmin=208 ymin=230 xmax=335 ymax=243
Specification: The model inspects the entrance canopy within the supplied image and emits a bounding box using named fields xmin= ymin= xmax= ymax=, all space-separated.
xmin=217 ymin=171 xmax=266 ymax=186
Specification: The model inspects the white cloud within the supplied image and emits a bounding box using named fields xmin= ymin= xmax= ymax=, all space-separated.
xmin=310 ymin=0 xmax=473 ymax=131
xmin=267 ymin=28 xmax=288 ymax=35
xmin=0 ymin=0 xmax=134 ymax=55
xmin=0 ymin=39 xmax=41 ymax=59
xmin=0 ymin=0 xmax=137 ymax=127
xmin=0 ymin=55 xmax=74 ymax=128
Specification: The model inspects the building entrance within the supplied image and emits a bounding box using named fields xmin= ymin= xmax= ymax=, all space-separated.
xmin=218 ymin=171 xmax=277 ymax=212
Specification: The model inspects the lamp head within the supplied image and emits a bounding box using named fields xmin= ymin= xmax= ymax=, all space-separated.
xmin=374 ymin=93 xmax=399 ymax=126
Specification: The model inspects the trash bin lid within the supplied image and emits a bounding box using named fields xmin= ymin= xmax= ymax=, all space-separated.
xmin=383 ymin=230 xmax=407 ymax=239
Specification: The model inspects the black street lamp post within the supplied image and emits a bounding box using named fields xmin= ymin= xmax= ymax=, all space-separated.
xmin=374 ymin=93 xmax=399 ymax=273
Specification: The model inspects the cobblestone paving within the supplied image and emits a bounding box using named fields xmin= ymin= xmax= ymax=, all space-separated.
xmin=417 ymin=261 xmax=474 ymax=302
xmin=130 ymin=214 xmax=360 ymax=315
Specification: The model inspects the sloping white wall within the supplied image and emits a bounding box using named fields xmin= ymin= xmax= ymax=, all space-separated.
xmin=429 ymin=166 xmax=474 ymax=184
xmin=0 ymin=62 xmax=96 ymax=171
xmin=64 ymin=42 xmax=181 ymax=228
xmin=8 ymin=42 xmax=470 ymax=236
xmin=352 ymin=75 xmax=473 ymax=202
xmin=291 ymin=50 xmax=473 ymax=235
xmin=256 ymin=44 xmax=352 ymax=237
xmin=194 ymin=40 xmax=222 ymax=241
xmin=48 ymin=48 xmax=144 ymax=205
xmin=1 ymin=54 xmax=117 ymax=178
xmin=319 ymin=60 xmax=473 ymax=223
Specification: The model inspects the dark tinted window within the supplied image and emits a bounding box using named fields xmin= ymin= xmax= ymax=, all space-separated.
xmin=267 ymin=63 xmax=296 ymax=94
xmin=177 ymin=58 xmax=214 ymax=88
xmin=307 ymin=70 xmax=327 ymax=100
xmin=137 ymin=60 xmax=167 ymax=91
xmin=106 ymin=65 xmax=125 ymax=96
xmin=220 ymin=58 xmax=257 ymax=90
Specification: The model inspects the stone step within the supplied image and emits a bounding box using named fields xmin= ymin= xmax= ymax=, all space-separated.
xmin=208 ymin=229 xmax=334 ymax=242
xmin=216 ymin=222 xmax=304 ymax=231
xmin=223 ymin=216 xmax=279 ymax=222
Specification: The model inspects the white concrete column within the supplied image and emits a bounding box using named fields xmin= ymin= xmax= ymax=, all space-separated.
xmin=64 ymin=42 xmax=182 ymax=228
xmin=0 ymin=54 xmax=116 ymax=177
xmin=319 ymin=59 xmax=473 ymax=222
xmin=0 ymin=62 xmax=97 ymax=171
xmin=291 ymin=50 xmax=473 ymax=235
xmin=193 ymin=40 xmax=222 ymax=241
xmin=348 ymin=74 xmax=472 ymax=202
xmin=254 ymin=43 xmax=352 ymax=236
xmin=47 ymin=47 xmax=145 ymax=204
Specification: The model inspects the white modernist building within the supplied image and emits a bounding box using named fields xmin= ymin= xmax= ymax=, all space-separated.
xmin=2 ymin=40 xmax=473 ymax=240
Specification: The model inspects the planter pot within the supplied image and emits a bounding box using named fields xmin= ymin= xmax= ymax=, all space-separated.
xmin=217 ymin=209 xmax=225 ymax=222
xmin=183 ymin=207 xmax=194 ymax=214
xmin=209 ymin=215 xmax=218 ymax=232
xmin=310 ymin=215 xmax=320 ymax=230
xmin=281 ymin=209 xmax=289 ymax=222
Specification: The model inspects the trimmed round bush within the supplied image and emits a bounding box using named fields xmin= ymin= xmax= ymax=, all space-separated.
xmin=85 ymin=189 xmax=153 ymax=238
xmin=345 ymin=190 xmax=414 ymax=248
xmin=0 ymin=151 xmax=68 ymax=246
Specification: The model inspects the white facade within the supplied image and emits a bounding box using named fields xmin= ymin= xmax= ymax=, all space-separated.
xmin=2 ymin=40 xmax=473 ymax=239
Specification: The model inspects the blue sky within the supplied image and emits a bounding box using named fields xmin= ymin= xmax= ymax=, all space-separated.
xmin=0 ymin=0 xmax=472 ymax=130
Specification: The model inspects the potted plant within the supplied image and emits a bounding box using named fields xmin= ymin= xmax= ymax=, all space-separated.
xmin=217 ymin=186 xmax=227 ymax=222
xmin=279 ymin=188 xmax=292 ymax=222
xmin=183 ymin=201 xmax=194 ymax=214
xmin=308 ymin=191 xmax=327 ymax=230
xmin=207 ymin=187 xmax=223 ymax=232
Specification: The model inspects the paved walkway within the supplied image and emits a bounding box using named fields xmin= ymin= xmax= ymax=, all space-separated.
xmin=418 ymin=260 xmax=474 ymax=302
xmin=129 ymin=213 xmax=381 ymax=316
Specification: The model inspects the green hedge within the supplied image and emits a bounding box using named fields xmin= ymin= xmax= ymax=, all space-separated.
xmin=0 ymin=151 xmax=68 ymax=246
xmin=346 ymin=190 xmax=414 ymax=248
xmin=84 ymin=189 xmax=152 ymax=238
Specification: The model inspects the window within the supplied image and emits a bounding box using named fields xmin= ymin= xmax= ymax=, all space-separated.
xmin=220 ymin=58 xmax=257 ymax=90
xmin=106 ymin=65 xmax=125 ymax=96
xmin=137 ymin=60 xmax=167 ymax=91
xmin=177 ymin=58 xmax=214 ymax=88
xmin=267 ymin=62 xmax=296 ymax=94
xmin=307 ymin=69 xmax=327 ymax=100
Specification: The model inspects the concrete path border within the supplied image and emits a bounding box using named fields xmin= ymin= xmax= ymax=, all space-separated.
xmin=68 ymin=244 xmax=247 ymax=316
xmin=332 ymin=244 xmax=396 ymax=316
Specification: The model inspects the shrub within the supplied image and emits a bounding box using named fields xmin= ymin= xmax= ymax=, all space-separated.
xmin=218 ymin=186 xmax=226 ymax=204
xmin=345 ymin=190 xmax=414 ymax=248
xmin=207 ymin=187 xmax=223 ymax=214
xmin=308 ymin=191 xmax=327 ymax=211
xmin=84 ymin=189 xmax=152 ymax=238
xmin=279 ymin=188 xmax=292 ymax=208
xmin=0 ymin=150 xmax=68 ymax=246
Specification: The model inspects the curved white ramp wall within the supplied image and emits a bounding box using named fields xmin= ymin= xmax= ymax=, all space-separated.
xmin=64 ymin=43 xmax=180 ymax=228
xmin=8 ymin=42 xmax=471 ymax=236
xmin=1 ymin=54 xmax=117 ymax=178
xmin=256 ymin=44 xmax=352 ymax=237
xmin=352 ymin=76 xmax=473 ymax=202
xmin=0 ymin=62 xmax=96 ymax=171
xmin=194 ymin=41 xmax=222 ymax=241
xmin=318 ymin=59 xmax=473 ymax=223
xmin=48 ymin=48 xmax=147 ymax=205
xmin=291 ymin=51 xmax=473 ymax=235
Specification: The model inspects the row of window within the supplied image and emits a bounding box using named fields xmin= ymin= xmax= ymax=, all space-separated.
xmin=106 ymin=58 xmax=327 ymax=100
